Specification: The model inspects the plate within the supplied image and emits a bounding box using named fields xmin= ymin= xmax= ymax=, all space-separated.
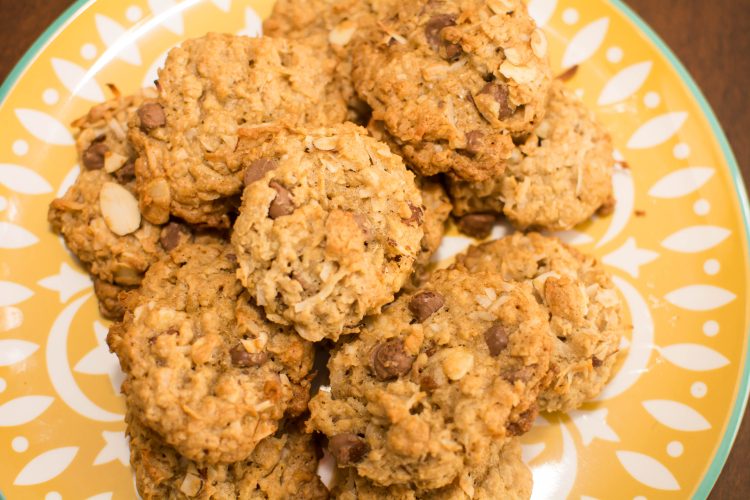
xmin=0 ymin=0 xmax=748 ymax=498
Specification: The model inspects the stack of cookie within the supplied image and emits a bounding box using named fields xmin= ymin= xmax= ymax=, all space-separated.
xmin=47 ymin=0 xmax=627 ymax=498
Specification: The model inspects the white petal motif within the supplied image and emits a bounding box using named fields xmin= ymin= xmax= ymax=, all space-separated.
xmin=627 ymin=112 xmax=688 ymax=149
xmin=521 ymin=443 xmax=545 ymax=463
xmin=15 ymin=109 xmax=74 ymax=145
xmin=0 ymin=222 xmax=39 ymax=249
xmin=238 ymin=7 xmax=263 ymax=37
xmin=0 ymin=163 xmax=53 ymax=194
xmin=0 ymin=281 xmax=34 ymax=306
xmin=148 ymin=0 xmax=184 ymax=35
xmin=597 ymin=166 xmax=634 ymax=248
xmin=14 ymin=446 xmax=78 ymax=486
xmin=642 ymin=400 xmax=711 ymax=431
xmin=596 ymin=277 xmax=654 ymax=400
xmin=660 ymin=343 xmax=730 ymax=371
xmin=602 ymin=237 xmax=659 ymax=278
xmin=86 ymin=494 xmax=113 ymax=500
xmin=648 ymin=167 xmax=715 ymax=199
xmin=51 ymin=58 xmax=105 ymax=102
xmin=597 ymin=61 xmax=653 ymax=106
xmin=551 ymin=230 xmax=594 ymax=245
xmin=530 ymin=425 xmax=577 ymax=500
xmin=57 ymin=165 xmax=80 ymax=197
xmin=93 ymin=431 xmax=129 ymax=466
xmin=616 ymin=451 xmax=680 ymax=491
xmin=0 ymin=306 xmax=24 ymax=332
xmin=664 ymin=285 xmax=736 ymax=311
xmin=0 ymin=340 xmax=39 ymax=366
xmin=431 ymin=236 xmax=474 ymax=263
xmin=95 ymin=15 xmax=142 ymax=65
xmin=527 ymin=0 xmax=557 ymax=27
xmin=661 ymin=225 xmax=731 ymax=253
xmin=38 ymin=262 xmax=92 ymax=303
xmin=75 ymin=321 xmax=126 ymax=394
xmin=561 ymin=18 xmax=610 ymax=69
xmin=569 ymin=408 xmax=620 ymax=446
xmin=0 ymin=395 xmax=54 ymax=426
xmin=210 ymin=0 xmax=231 ymax=11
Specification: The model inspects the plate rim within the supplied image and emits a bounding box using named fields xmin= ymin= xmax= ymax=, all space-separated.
xmin=0 ymin=0 xmax=747 ymax=497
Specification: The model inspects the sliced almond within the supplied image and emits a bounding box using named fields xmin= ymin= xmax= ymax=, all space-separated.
xmin=104 ymin=151 xmax=128 ymax=173
xmin=329 ymin=20 xmax=357 ymax=46
xmin=500 ymin=61 xmax=538 ymax=85
xmin=441 ymin=348 xmax=475 ymax=381
xmin=531 ymin=29 xmax=548 ymax=59
xmin=313 ymin=136 xmax=337 ymax=151
xmin=99 ymin=182 xmax=141 ymax=236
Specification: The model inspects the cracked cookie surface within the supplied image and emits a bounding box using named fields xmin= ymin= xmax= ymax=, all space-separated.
xmin=108 ymin=239 xmax=315 ymax=463
xmin=453 ymin=232 xmax=625 ymax=412
xmin=449 ymin=80 xmax=615 ymax=230
xmin=308 ymin=268 xmax=550 ymax=489
xmin=129 ymin=34 xmax=347 ymax=227
xmin=352 ymin=0 xmax=551 ymax=181
xmin=232 ymin=123 xmax=424 ymax=341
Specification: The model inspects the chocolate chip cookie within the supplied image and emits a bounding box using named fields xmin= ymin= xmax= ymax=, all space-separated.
xmin=231 ymin=123 xmax=424 ymax=342
xmin=126 ymin=405 xmax=327 ymax=499
xmin=48 ymin=92 xmax=192 ymax=319
xmin=108 ymin=239 xmax=315 ymax=463
xmin=129 ymin=34 xmax=348 ymax=228
xmin=308 ymin=268 xmax=551 ymax=489
xmin=331 ymin=438 xmax=531 ymax=499
xmin=449 ymin=80 xmax=615 ymax=231
xmin=453 ymin=232 xmax=625 ymax=412
xmin=264 ymin=0 xmax=397 ymax=122
xmin=352 ymin=0 xmax=552 ymax=181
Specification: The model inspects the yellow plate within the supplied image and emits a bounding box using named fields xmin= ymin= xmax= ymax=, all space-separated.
xmin=0 ymin=0 xmax=748 ymax=498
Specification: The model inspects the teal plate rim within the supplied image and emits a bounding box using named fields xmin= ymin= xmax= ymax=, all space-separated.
xmin=0 ymin=0 xmax=748 ymax=498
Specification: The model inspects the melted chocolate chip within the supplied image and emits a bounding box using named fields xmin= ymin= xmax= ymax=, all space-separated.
xmin=82 ymin=143 xmax=109 ymax=170
xmin=243 ymin=158 xmax=278 ymax=186
xmin=370 ymin=339 xmax=414 ymax=380
xmin=477 ymin=82 xmax=513 ymax=119
xmin=402 ymin=203 xmax=424 ymax=226
xmin=229 ymin=344 xmax=267 ymax=368
xmin=159 ymin=222 xmax=189 ymax=251
xmin=268 ymin=182 xmax=294 ymax=219
xmin=424 ymin=14 xmax=463 ymax=60
xmin=457 ymin=213 xmax=496 ymax=239
xmin=408 ymin=291 xmax=445 ymax=322
xmin=484 ymin=323 xmax=509 ymax=356
xmin=329 ymin=434 xmax=369 ymax=465
xmin=137 ymin=102 xmax=166 ymax=131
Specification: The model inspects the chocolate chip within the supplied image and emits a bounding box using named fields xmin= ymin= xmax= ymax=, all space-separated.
xmin=420 ymin=375 xmax=439 ymax=392
xmin=507 ymin=404 xmax=538 ymax=436
xmin=268 ymin=182 xmax=294 ymax=219
xmin=402 ymin=203 xmax=424 ymax=226
xmin=457 ymin=213 xmax=496 ymax=239
xmin=592 ymin=356 xmax=603 ymax=367
xmin=329 ymin=434 xmax=369 ymax=466
xmin=370 ymin=339 xmax=414 ymax=380
xmin=229 ymin=344 xmax=268 ymax=367
xmin=82 ymin=143 xmax=108 ymax=170
xmin=477 ymin=83 xmax=513 ymax=119
xmin=243 ymin=158 xmax=278 ymax=186
xmin=463 ymin=130 xmax=484 ymax=157
xmin=484 ymin=324 xmax=509 ymax=356
xmin=112 ymin=161 xmax=135 ymax=184
xmin=504 ymin=365 xmax=535 ymax=384
xmin=159 ymin=222 xmax=189 ymax=251
xmin=138 ymin=102 xmax=166 ymax=131
xmin=424 ymin=14 xmax=462 ymax=60
xmin=408 ymin=291 xmax=445 ymax=322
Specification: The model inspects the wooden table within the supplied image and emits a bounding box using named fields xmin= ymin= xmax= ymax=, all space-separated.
xmin=1 ymin=0 xmax=748 ymax=497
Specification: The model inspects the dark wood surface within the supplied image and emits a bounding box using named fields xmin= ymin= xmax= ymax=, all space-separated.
xmin=0 ymin=0 xmax=747 ymax=497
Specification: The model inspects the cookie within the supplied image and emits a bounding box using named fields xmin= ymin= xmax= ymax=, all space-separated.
xmin=409 ymin=177 xmax=452 ymax=290
xmin=108 ymin=239 xmax=315 ymax=463
xmin=453 ymin=232 xmax=625 ymax=412
xmin=264 ymin=0 xmax=396 ymax=122
xmin=449 ymin=80 xmax=615 ymax=231
xmin=331 ymin=439 xmax=531 ymax=499
xmin=231 ymin=123 xmax=424 ymax=342
xmin=307 ymin=268 xmax=551 ymax=489
xmin=126 ymin=406 xmax=328 ymax=500
xmin=92 ymin=279 xmax=131 ymax=320
xmin=352 ymin=0 xmax=552 ymax=181
xmin=129 ymin=34 xmax=348 ymax=228
xmin=48 ymin=93 xmax=193 ymax=311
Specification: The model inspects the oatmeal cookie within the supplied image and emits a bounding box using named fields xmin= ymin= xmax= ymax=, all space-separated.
xmin=331 ymin=439 xmax=531 ymax=499
xmin=264 ymin=0 xmax=397 ymax=122
xmin=126 ymin=406 xmax=327 ymax=500
xmin=453 ymin=232 xmax=625 ymax=412
xmin=108 ymin=240 xmax=315 ymax=463
xmin=449 ymin=80 xmax=615 ymax=231
xmin=129 ymin=34 xmax=347 ymax=227
xmin=352 ymin=0 xmax=552 ymax=181
xmin=308 ymin=268 xmax=551 ymax=489
xmin=231 ymin=123 xmax=424 ymax=342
